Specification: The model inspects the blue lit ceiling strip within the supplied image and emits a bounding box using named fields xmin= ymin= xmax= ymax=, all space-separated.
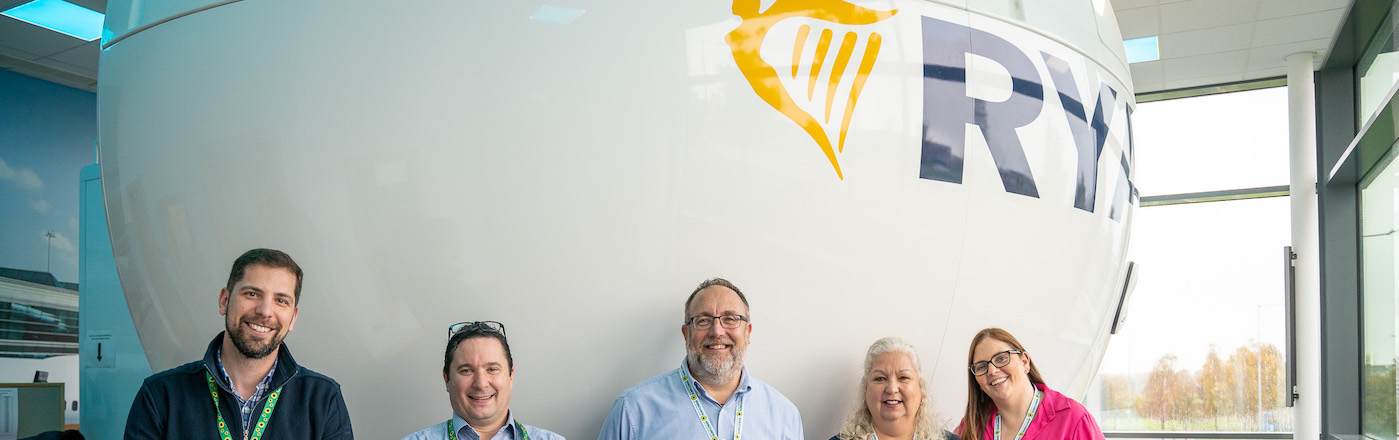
xmin=1 ymin=0 xmax=104 ymax=41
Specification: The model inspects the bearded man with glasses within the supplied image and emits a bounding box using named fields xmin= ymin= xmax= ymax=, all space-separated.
xmin=402 ymin=321 xmax=565 ymax=440
xmin=597 ymin=278 xmax=804 ymax=440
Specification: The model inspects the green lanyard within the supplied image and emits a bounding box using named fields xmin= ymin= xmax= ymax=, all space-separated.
xmin=679 ymin=369 xmax=744 ymax=440
xmin=446 ymin=418 xmax=531 ymax=440
xmin=993 ymin=388 xmax=1042 ymax=440
xmin=206 ymin=371 xmax=282 ymax=440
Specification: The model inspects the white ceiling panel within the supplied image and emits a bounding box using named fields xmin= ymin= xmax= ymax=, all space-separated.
xmin=1160 ymin=23 xmax=1253 ymax=59
xmin=1257 ymin=0 xmax=1351 ymax=20
xmin=1163 ymin=72 xmax=1247 ymax=90
xmin=1113 ymin=0 xmax=1157 ymax=9
xmin=1244 ymin=66 xmax=1289 ymax=80
xmin=1115 ymin=6 xmax=1160 ymax=39
xmin=1246 ymin=38 xmax=1330 ymax=70
xmin=1159 ymin=0 xmax=1260 ymax=34
xmin=46 ymin=41 xmax=99 ymax=71
xmin=41 ymin=57 xmax=95 ymax=78
xmin=0 ymin=44 xmax=41 ymax=60
xmin=1253 ymin=9 xmax=1348 ymax=46
xmin=1118 ymin=0 xmax=1352 ymax=93
xmin=1163 ymin=50 xmax=1250 ymax=79
xmin=1130 ymin=60 xmax=1165 ymax=92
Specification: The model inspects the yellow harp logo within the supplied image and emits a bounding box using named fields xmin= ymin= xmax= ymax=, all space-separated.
xmin=727 ymin=0 xmax=897 ymax=179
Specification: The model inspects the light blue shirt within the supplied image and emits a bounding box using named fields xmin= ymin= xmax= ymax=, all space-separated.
xmin=401 ymin=412 xmax=565 ymax=440
xmin=597 ymin=359 xmax=804 ymax=440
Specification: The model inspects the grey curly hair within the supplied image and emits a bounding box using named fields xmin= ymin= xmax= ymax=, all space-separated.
xmin=835 ymin=337 xmax=946 ymax=440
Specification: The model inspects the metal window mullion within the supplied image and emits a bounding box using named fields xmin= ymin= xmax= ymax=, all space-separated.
xmin=1140 ymin=185 xmax=1292 ymax=207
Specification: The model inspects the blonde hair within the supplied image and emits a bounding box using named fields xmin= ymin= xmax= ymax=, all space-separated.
xmin=835 ymin=337 xmax=946 ymax=440
xmin=958 ymin=328 xmax=1045 ymax=440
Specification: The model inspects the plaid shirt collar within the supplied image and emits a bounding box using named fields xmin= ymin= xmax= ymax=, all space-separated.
xmin=216 ymin=345 xmax=279 ymax=440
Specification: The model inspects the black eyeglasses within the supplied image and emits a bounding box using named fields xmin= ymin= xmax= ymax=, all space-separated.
xmin=969 ymin=349 xmax=1023 ymax=376
xmin=685 ymin=314 xmax=748 ymax=330
xmin=447 ymin=321 xmax=506 ymax=338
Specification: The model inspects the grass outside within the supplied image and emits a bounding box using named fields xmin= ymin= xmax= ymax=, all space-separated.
xmin=1097 ymin=409 xmax=1294 ymax=432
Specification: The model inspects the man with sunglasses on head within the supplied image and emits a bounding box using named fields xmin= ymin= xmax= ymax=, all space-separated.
xmin=597 ymin=278 xmax=804 ymax=440
xmin=124 ymin=248 xmax=353 ymax=440
xmin=402 ymin=321 xmax=565 ymax=440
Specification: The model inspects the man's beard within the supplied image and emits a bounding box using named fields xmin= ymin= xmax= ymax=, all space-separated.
xmin=226 ymin=315 xmax=282 ymax=359
xmin=686 ymin=337 xmax=745 ymax=384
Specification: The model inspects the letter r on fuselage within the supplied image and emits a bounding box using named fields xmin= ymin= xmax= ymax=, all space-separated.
xmin=919 ymin=16 xmax=1042 ymax=198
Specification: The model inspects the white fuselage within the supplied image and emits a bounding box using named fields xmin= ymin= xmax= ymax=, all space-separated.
xmin=97 ymin=0 xmax=1135 ymax=438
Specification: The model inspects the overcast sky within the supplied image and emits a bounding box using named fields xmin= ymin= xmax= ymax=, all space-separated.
xmin=1098 ymin=86 xmax=1292 ymax=378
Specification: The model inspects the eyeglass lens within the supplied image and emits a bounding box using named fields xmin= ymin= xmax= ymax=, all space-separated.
xmin=691 ymin=315 xmax=744 ymax=329
xmin=971 ymin=350 xmax=1015 ymax=375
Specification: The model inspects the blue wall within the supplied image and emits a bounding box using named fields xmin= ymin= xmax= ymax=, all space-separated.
xmin=80 ymin=164 xmax=151 ymax=440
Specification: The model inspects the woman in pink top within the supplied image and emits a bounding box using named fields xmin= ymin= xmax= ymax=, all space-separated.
xmin=956 ymin=328 xmax=1105 ymax=440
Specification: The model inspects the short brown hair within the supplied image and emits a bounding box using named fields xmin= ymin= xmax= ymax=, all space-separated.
xmin=226 ymin=248 xmax=304 ymax=304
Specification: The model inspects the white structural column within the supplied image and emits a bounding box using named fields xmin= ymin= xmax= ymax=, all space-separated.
xmin=1287 ymin=51 xmax=1320 ymax=440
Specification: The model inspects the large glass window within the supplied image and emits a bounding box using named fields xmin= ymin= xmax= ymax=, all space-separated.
xmin=0 ymin=301 xmax=79 ymax=357
xmin=1358 ymin=2 xmax=1399 ymax=125
xmin=1361 ymin=146 xmax=1399 ymax=439
xmin=1085 ymin=87 xmax=1292 ymax=435
xmin=1132 ymin=89 xmax=1290 ymax=196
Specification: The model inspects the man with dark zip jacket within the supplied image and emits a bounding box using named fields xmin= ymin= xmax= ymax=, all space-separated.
xmin=124 ymin=248 xmax=354 ymax=440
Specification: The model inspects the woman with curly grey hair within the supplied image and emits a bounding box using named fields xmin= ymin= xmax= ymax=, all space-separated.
xmin=830 ymin=337 xmax=959 ymax=440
